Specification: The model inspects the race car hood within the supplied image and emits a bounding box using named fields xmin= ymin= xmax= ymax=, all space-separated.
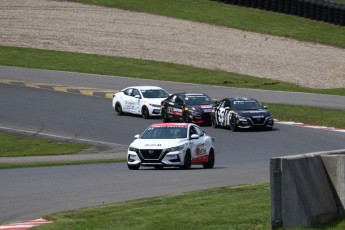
xmin=142 ymin=98 xmax=165 ymax=106
xmin=237 ymin=109 xmax=271 ymax=118
xmin=186 ymin=104 xmax=214 ymax=113
xmin=130 ymin=138 xmax=186 ymax=149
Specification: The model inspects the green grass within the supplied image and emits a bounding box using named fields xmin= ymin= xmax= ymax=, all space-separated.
xmin=331 ymin=0 xmax=345 ymax=3
xmin=67 ymin=0 xmax=345 ymax=48
xmin=1 ymin=46 xmax=345 ymax=96
xmin=33 ymin=183 xmax=345 ymax=230
xmin=36 ymin=183 xmax=272 ymax=230
xmin=267 ymin=103 xmax=345 ymax=129
xmin=0 ymin=132 xmax=88 ymax=157
xmin=0 ymin=159 xmax=125 ymax=170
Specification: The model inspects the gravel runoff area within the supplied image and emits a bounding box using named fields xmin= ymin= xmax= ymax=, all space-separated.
xmin=0 ymin=0 xmax=345 ymax=89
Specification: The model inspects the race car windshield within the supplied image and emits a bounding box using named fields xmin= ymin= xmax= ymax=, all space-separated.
xmin=233 ymin=101 xmax=262 ymax=110
xmin=185 ymin=96 xmax=212 ymax=105
xmin=141 ymin=89 xmax=168 ymax=99
xmin=141 ymin=127 xmax=187 ymax=139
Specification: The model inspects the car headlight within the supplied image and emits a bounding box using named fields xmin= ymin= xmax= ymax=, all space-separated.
xmin=129 ymin=146 xmax=139 ymax=153
xmin=189 ymin=110 xmax=201 ymax=116
xmin=237 ymin=115 xmax=248 ymax=122
xmin=166 ymin=144 xmax=185 ymax=153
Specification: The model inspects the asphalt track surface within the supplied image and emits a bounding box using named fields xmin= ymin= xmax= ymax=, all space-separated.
xmin=0 ymin=66 xmax=345 ymax=223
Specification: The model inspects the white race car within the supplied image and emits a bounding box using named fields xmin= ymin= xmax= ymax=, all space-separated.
xmin=127 ymin=123 xmax=215 ymax=170
xmin=112 ymin=86 xmax=169 ymax=119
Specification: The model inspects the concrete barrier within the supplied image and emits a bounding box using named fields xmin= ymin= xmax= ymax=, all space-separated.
xmin=270 ymin=149 xmax=345 ymax=228
xmin=322 ymin=154 xmax=345 ymax=208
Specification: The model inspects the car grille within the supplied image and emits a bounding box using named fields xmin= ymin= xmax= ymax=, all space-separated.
xmin=139 ymin=149 xmax=163 ymax=160
xmin=251 ymin=117 xmax=266 ymax=125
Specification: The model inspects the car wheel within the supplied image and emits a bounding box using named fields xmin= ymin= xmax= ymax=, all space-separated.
xmin=211 ymin=114 xmax=219 ymax=128
xmin=161 ymin=109 xmax=170 ymax=122
xmin=182 ymin=113 xmax=189 ymax=123
xmin=203 ymin=149 xmax=215 ymax=169
xmin=180 ymin=150 xmax=191 ymax=169
xmin=128 ymin=164 xmax=140 ymax=170
xmin=115 ymin=103 xmax=123 ymax=115
xmin=141 ymin=106 xmax=150 ymax=119
xmin=230 ymin=119 xmax=237 ymax=132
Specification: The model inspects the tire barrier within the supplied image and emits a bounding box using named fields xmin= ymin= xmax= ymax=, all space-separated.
xmin=213 ymin=0 xmax=345 ymax=26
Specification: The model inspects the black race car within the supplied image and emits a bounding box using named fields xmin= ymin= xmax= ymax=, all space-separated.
xmin=161 ymin=93 xmax=215 ymax=124
xmin=211 ymin=97 xmax=274 ymax=131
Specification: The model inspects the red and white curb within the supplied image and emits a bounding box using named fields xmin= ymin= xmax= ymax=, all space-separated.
xmin=0 ymin=218 xmax=53 ymax=230
xmin=275 ymin=119 xmax=345 ymax=133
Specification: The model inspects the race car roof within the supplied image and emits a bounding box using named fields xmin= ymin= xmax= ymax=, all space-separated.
xmin=151 ymin=123 xmax=189 ymax=127
xmin=230 ymin=97 xmax=257 ymax=101
xmin=124 ymin=86 xmax=165 ymax=90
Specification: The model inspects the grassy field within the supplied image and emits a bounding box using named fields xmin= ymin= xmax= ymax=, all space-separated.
xmin=33 ymin=183 xmax=345 ymax=230
xmin=0 ymin=132 xmax=126 ymax=169
xmin=0 ymin=159 xmax=124 ymax=170
xmin=1 ymin=46 xmax=345 ymax=96
xmin=0 ymin=132 xmax=88 ymax=157
xmin=267 ymin=103 xmax=345 ymax=129
xmin=37 ymin=184 xmax=273 ymax=229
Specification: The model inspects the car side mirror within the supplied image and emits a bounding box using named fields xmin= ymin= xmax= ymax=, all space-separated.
xmin=263 ymin=106 xmax=268 ymax=109
xmin=190 ymin=134 xmax=199 ymax=139
xmin=134 ymin=134 xmax=140 ymax=139
xmin=134 ymin=95 xmax=140 ymax=99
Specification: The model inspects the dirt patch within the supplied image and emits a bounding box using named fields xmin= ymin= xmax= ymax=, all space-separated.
xmin=0 ymin=0 xmax=344 ymax=88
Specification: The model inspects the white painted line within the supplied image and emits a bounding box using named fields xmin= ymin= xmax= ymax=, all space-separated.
xmin=0 ymin=218 xmax=53 ymax=229
xmin=275 ymin=120 xmax=345 ymax=133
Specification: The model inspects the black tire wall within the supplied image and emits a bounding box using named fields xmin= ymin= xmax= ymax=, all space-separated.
xmin=213 ymin=0 xmax=345 ymax=26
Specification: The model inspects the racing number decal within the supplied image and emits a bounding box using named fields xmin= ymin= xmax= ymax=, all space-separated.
xmin=216 ymin=108 xmax=232 ymax=126
xmin=167 ymin=107 xmax=173 ymax=114
xmin=224 ymin=109 xmax=232 ymax=126
xmin=167 ymin=106 xmax=183 ymax=116
xmin=195 ymin=143 xmax=206 ymax=155
xmin=192 ymin=143 xmax=208 ymax=164
xmin=217 ymin=108 xmax=225 ymax=125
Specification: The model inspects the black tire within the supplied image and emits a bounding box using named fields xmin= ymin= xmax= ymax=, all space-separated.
xmin=203 ymin=149 xmax=215 ymax=169
xmin=180 ymin=151 xmax=191 ymax=169
xmin=128 ymin=164 xmax=140 ymax=170
xmin=161 ymin=109 xmax=170 ymax=122
xmin=182 ymin=113 xmax=189 ymax=123
xmin=141 ymin=106 xmax=150 ymax=119
xmin=230 ymin=118 xmax=238 ymax=132
xmin=115 ymin=103 xmax=123 ymax=116
xmin=211 ymin=114 xmax=219 ymax=128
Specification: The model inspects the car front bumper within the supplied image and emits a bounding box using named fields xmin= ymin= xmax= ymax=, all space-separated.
xmin=237 ymin=117 xmax=274 ymax=129
xmin=127 ymin=150 xmax=184 ymax=167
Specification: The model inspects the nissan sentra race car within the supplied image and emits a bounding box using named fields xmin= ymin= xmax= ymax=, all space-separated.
xmin=127 ymin=123 xmax=215 ymax=170
xmin=160 ymin=93 xmax=215 ymax=124
xmin=112 ymin=86 xmax=169 ymax=119
xmin=211 ymin=97 xmax=274 ymax=131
